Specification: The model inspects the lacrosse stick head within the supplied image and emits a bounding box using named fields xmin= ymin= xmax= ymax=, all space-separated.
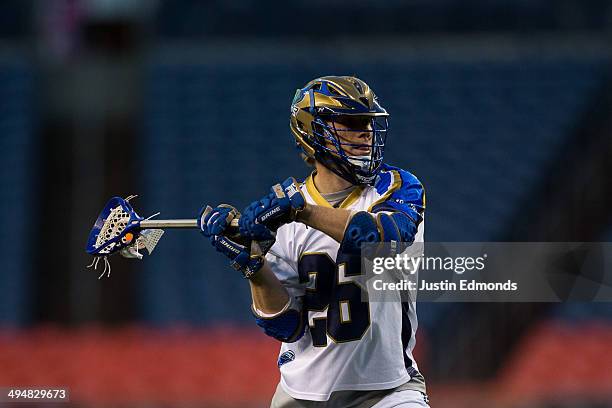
xmin=86 ymin=196 xmax=144 ymax=256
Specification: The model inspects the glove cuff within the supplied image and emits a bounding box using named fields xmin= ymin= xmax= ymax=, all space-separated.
xmin=241 ymin=254 xmax=265 ymax=279
xmin=285 ymin=180 xmax=305 ymax=219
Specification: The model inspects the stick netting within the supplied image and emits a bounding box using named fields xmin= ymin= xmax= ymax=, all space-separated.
xmin=94 ymin=205 xmax=131 ymax=254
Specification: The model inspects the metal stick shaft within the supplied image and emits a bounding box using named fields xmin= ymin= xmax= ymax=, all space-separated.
xmin=140 ymin=218 xmax=239 ymax=229
xmin=140 ymin=219 xmax=197 ymax=228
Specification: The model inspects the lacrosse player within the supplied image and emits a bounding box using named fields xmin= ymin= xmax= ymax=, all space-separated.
xmin=198 ymin=76 xmax=428 ymax=408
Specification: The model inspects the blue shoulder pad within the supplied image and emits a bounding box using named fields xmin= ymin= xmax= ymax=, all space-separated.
xmin=254 ymin=308 xmax=305 ymax=343
xmin=371 ymin=165 xmax=425 ymax=226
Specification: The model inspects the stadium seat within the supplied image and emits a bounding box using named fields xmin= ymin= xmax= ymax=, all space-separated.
xmin=0 ymin=58 xmax=34 ymax=325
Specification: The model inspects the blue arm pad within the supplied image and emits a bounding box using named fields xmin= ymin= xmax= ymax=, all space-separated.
xmin=254 ymin=308 xmax=305 ymax=343
xmin=340 ymin=211 xmax=418 ymax=255
xmin=377 ymin=212 xmax=418 ymax=244
xmin=339 ymin=211 xmax=381 ymax=254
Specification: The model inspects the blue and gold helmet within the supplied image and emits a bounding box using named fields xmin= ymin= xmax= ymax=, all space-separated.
xmin=290 ymin=76 xmax=389 ymax=185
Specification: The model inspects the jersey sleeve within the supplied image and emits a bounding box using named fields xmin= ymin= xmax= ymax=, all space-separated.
xmin=370 ymin=167 xmax=426 ymax=227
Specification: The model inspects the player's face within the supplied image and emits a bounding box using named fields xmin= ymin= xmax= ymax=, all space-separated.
xmin=325 ymin=116 xmax=373 ymax=157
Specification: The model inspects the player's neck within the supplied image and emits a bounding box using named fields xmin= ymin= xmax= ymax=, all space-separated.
xmin=313 ymin=163 xmax=354 ymax=194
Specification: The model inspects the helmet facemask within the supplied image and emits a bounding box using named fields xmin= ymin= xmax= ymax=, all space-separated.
xmin=310 ymin=114 xmax=388 ymax=185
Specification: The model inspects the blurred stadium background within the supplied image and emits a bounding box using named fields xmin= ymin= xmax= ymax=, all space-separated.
xmin=1 ymin=0 xmax=611 ymax=407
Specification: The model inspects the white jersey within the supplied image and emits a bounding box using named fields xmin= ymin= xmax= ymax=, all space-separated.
xmin=263 ymin=164 xmax=426 ymax=402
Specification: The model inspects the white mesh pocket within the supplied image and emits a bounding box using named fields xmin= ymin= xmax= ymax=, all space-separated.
xmin=94 ymin=205 xmax=131 ymax=252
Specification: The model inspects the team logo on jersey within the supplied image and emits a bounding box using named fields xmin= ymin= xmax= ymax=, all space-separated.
xmin=277 ymin=350 xmax=295 ymax=367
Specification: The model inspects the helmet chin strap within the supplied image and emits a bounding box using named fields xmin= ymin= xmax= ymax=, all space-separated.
xmin=347 ymin=154 xmax=373 ymax=172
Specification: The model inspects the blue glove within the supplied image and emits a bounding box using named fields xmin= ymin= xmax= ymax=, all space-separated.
xmin=198 ymin=204 xmax=264 ymax=279
xmin=198 ymin=204 xmax=237 ymax=238
xmin=239 ymin=178 xmax=305 ymax=241
xmin=209 ymin=235 xmax=264 ymax=279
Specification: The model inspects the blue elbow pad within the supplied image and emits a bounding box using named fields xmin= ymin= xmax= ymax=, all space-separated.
xmin=254 ymin=308 xmax=305 ymax=343
xmin=339 ymin=211 xmax=381 ymax=254
xmin=378 ymin=212 xmax=417 ymax=244
xmin=340 ymin=211 xmax=418 ymax=255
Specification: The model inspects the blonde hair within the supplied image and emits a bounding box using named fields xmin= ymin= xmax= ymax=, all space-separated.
xmin=301 ymin=153 xmax=316 ymax=167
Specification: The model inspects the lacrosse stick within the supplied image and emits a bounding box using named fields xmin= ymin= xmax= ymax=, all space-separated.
xmin=86 ymin=195 xmax=239 ymax=279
